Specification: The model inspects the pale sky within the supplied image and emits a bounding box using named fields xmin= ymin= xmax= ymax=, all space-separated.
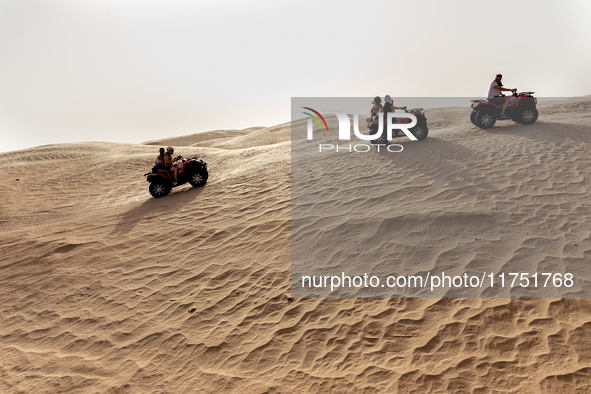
xmin=1 ymin=0 xmax=590 ymax=152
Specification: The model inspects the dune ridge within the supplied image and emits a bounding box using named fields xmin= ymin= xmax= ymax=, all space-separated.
xmin=1 ymin=98 xmax=591 ymax=392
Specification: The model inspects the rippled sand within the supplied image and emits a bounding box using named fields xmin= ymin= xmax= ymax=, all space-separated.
xmin=1 ymin=98 xmax=591 ymax=393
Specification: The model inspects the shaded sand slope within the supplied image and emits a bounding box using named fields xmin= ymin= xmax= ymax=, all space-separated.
xmin=291 ymin=98 xmax=591 ymax=299
xmin=1 ymin=98 xmax=591 ymax=393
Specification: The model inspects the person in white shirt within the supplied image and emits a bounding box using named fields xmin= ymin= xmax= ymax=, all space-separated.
xmin=488 ymin=74 xmax=516 ymax=119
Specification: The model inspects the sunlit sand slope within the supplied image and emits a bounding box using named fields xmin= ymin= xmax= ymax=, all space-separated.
xmin=1 ymin=98 xmax=591 ymax=393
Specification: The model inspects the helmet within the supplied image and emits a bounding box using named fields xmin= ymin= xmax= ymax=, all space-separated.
xmin=384 ymin=95 xmax=392 ymax=103
xmin=372 ymin=96 xmax=382 ymax=105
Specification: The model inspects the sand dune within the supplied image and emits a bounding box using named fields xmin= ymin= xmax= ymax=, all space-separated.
xmin=1 ymin=98 xmax=591 ymax=392
xmin=143 ymin=126 xmax=265 ymax=148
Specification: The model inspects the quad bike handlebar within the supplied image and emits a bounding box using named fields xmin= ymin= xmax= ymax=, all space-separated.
xmin=473 ymin=91 xmax=535 ymax=104
xmin=509 ymin=90 xmax=535 ymax=97
xmin=175 ymin=155 xmax=205 ymax=163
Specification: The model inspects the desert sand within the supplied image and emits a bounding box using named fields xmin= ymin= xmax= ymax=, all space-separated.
xmin=1 ymin=98 xmax=591 ymax=393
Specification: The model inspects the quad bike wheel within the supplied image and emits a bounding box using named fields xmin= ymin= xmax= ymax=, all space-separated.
xmin=511 ymin=112 xmax=523 ymax=124
xmin=371 ymin=138 xmax=387 ymax=146
xmin=518 ymin=108 xmax=538 ymax=125
xmin=470 ymin=111 xmax=477 ymax=125
xmin=474 ymin=109 xmax=497 ymax=129
xmin=149 ymin=181 xmax=171 ymax=198
xmin=189 ymin=169 xmax=209 ymax=187
xmin=368 ymin=125 xmax=387 ymax=146
xmin=410 ymin=124 xmax=428 ymax=140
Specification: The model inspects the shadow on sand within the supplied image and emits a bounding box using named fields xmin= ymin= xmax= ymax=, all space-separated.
xmin=112 ymin=184 xmax=207 ymax=236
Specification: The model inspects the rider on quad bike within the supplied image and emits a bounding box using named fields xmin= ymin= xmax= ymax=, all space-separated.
xmin=143 ymin=153 xmax=209 ymax=198
xmin=488 ymin=74 xmax=517 ymax=119
xmin=384 ymin=95 xmax=406 ymax=117
xmin=470 ymin=75 xmax=538 ymax=129
xmin=366 ymin=96 xmax=428 ymax=144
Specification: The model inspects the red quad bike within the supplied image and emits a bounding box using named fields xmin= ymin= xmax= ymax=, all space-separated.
xmin=143 ymin=156 xmax=209 ymax=198
xmin=470 ymin=91 xmax=538 ymax=129
xmin=366 ymin=107 xmax=428 ymax=146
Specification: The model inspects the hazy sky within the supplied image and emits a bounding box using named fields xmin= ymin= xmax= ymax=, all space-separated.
xmin=1 ymin=0 xmax=590 ymax=152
